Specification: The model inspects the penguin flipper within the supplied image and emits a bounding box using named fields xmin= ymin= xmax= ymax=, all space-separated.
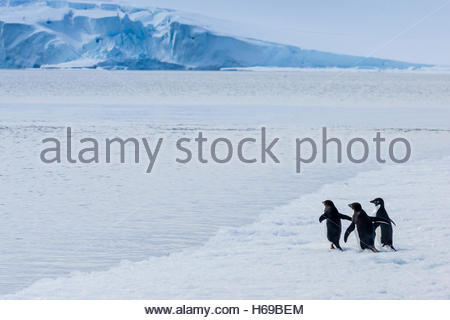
xmin=344 ymin=223 xmax=355 ymax=242
xmin=319 ymin=214 xmax=327 ymax=223
xmin=338 ymin=213 xmax=352 ymax=221
xmin=371 ymin=217 xmax=390 ymax=225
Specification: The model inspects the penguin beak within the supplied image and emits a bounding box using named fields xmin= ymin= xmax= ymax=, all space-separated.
xmin=370 ymin=200 xmax=375 ymax=204
xmin=348 ymin=204 xmax=352 ymax=208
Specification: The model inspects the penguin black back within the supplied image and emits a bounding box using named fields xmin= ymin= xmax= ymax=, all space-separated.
xmin=344 ymin=202 xmax=378 ymax=252
xmin=319 ymin=200 xmax=352 ymax=251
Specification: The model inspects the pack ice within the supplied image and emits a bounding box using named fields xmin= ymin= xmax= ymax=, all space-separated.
xmin=0 ymin=1 xmax=429 ymax=70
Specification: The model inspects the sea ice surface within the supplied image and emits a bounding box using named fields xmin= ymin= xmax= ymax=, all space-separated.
xmin=0 ymin=70 xmax=449 ymax=298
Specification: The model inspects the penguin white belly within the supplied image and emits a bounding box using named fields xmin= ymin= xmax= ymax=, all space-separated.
xmin=354 ymin=227 xmax=361 ymax=249
xmin=372 ymin=205 xmax=381 ymax=247
xmin=372 ymin=205 xmax=380 ymax=215
xmin=375 ymin=226 xmax=381 ymax=247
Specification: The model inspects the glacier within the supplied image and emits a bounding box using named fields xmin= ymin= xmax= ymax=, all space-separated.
xmin=0 ymin=1 xmax=430 ymax=70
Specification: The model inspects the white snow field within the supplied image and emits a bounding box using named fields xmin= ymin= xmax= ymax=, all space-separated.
xmin=0 ymin=70 xmax=449 ymax=299
xmin=6 ymin=156 xmax=450 ymax=299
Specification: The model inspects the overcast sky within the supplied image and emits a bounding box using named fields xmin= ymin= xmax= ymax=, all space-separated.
xmin=122 ymin=1 xmax=450 ymax=65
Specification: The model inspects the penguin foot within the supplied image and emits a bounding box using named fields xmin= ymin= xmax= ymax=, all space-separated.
xmin=330 ymin=244 xmax=335 ymax=249
xmin=382 ymin=244 xmax=397 ymax=251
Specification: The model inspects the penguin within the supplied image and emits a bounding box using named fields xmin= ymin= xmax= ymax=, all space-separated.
xmin=319 ymin=200 xmax=352 ymax=251
xmin=344 ymin=202 xmax=390 ymax=252
xmin=370 ymin=198 xmax=396 ymax=251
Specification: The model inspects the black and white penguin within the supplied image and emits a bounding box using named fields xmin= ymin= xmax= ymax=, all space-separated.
xmin=319 ymin=200 xmax=352 ymax=251
xmin=344 ymin=202 xmax=390 ymax=252
xmin=370 ymin=198 xmax=396 ymax=251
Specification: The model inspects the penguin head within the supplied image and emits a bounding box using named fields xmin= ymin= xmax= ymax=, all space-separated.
xmin=322 ymin=200 xmax=335 ymax=208
xmin=370 ymin=198 xmax=384 ymax=206
xmin=348 ymin=202 xmax=362 ymax=211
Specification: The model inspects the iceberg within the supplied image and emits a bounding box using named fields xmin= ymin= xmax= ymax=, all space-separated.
xmin=0 ymin=1 xmax=430 ymax=70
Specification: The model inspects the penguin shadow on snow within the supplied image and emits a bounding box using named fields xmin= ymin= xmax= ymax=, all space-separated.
xmin=319 ymin=199 xmax=397 ymax=253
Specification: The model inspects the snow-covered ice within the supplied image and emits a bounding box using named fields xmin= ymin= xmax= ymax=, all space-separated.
xmin=6 ymin=156 xmax=450 ymax=299
xmin=0 ymin=70 xmax=449 ymax=299
xmin=1 ymin=69 xmax=450 ymax=108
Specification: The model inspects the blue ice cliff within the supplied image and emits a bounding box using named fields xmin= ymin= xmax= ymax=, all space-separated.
xmin=0 ymin=1 xmax=429 ymax=70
